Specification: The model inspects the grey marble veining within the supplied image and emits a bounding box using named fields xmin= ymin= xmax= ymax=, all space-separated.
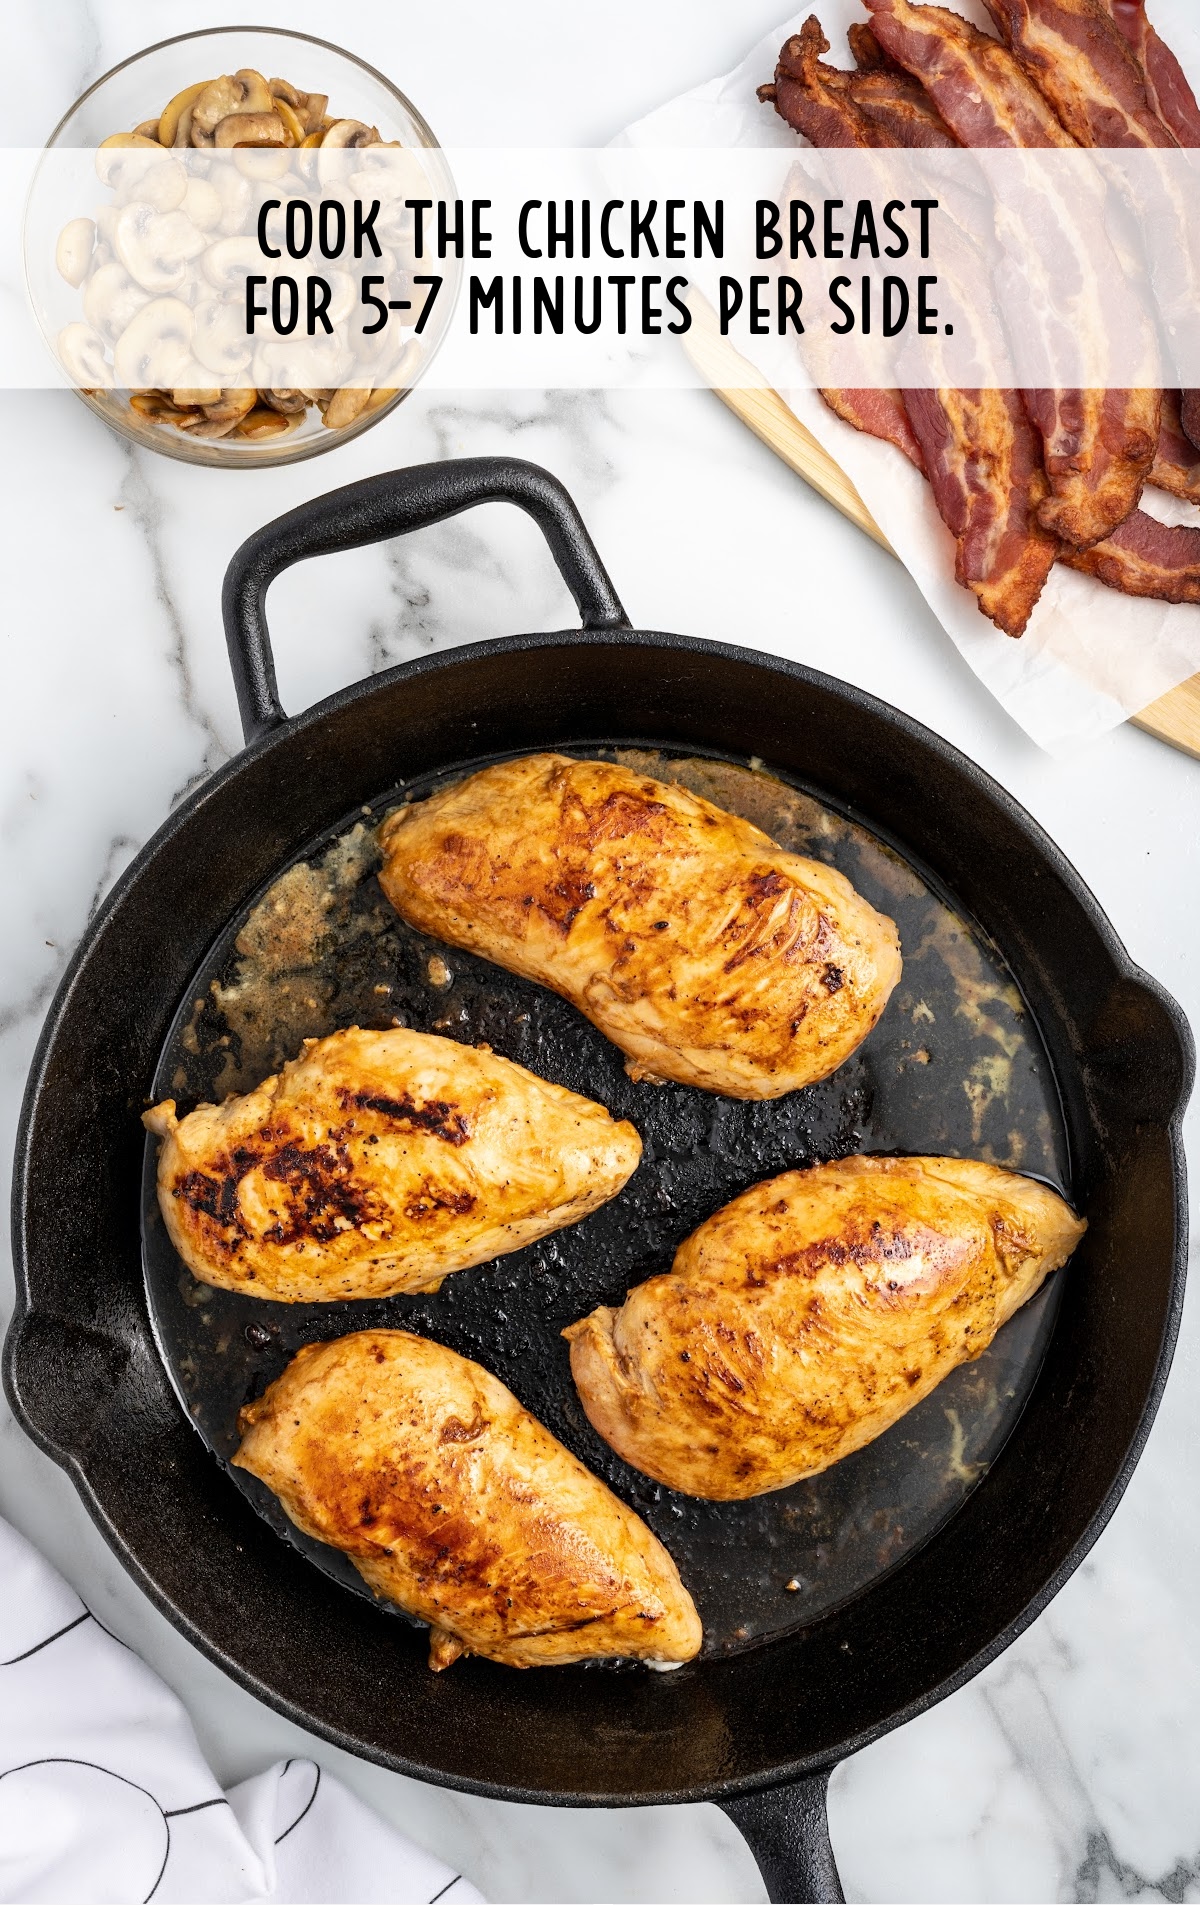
xmin=4 ymin=4 xmax=1200 ymax=1901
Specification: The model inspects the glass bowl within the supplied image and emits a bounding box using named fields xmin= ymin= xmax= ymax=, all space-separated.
xmin=27 ymin=26 xmax=457 ymax=467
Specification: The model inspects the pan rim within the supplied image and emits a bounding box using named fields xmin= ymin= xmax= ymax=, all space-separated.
xmin=5 ymin=628 xmax=1193 ymax=1805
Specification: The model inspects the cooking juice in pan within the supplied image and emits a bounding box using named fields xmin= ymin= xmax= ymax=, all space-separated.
xmin=142 ymin=746 xmax=1071 ymax=1659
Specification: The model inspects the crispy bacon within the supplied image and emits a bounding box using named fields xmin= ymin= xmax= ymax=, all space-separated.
xmin=861 ymin=0 xmax=1078 ymax=145
xmin=848 ymin=21 xmax=902 ymax=72
xmin=758 ymin=16 xmax=958 ymax=147
xmin=1182 ymin=391 xmax=1200 ymax=452
xmin=905 ymin=387 xmax=1060 ymax=635
xmin=1150 ymin=391 xmax=1200 ymax=500
xmin=819 ymin=387 xmax=928 ymax=470
xmin=1103 ymin=0 xmax=1200 ymax=144
xmin=758 ymin=19 xmax=874 ymax=147
xmin=850 ymin=68 xmax=961 ymax=143
xmin=1022 ymin=387 xmax=1160 ymax=543
xmin=1063 ymin=508 xmax=1200 ymax=602
xmin=860 ymin=3 xmax=1155 ymax=550
xmin=982 ymin=0 xmax=1178 ymax=146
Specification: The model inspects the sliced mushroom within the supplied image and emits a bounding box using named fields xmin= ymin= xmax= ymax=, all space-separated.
xmin=56 ymin=321 xmax=112 ymax=389
xmin=170 ymin=386 xmax=223 ymax=408
xmin=178 ymin=387 xmax=258 ymax=436
xmin=129 ymin=390 xmax=195 ymax=426
xmin=97 ymin=131 xmax=161 ymax=162
xmin=181 ymin=178 xmax=223 ymax=231
xmin=207 ymin=161 xmax=252 ymax=235
xmin=113 ymin=296 xmax=196 ymax=389
xmin=236 ymin=147 xmax=296 ymax=183
xmin=261 ymin=387 xmax=309 ymax=413
xmin=268 ymin=81 xmax=329 ymax=133
xmin=236 ymin=405 xmax=293 ymax=438
xmin=202 ymin=234 xmax=267 ymax=292
xmin=271 ymin=97 xmax=306 ymax=145
xmin=86 ymin=241 xmax=114 ymax=280
xmin=133 ymin=118 xmax=162 ymax=142
xmin=323 ymin=267 xmax=358 ymax=327
xmin=321 ymin=118 xmax=381 ymax=149
xmin=363 ymin=384 xmax=400 ymax=414
xmin=114 ymin=156 xmax=187 ymax=213
xmin=191 ymin=299 xmax=253 ymax=377
xmin=83 ymin=261 xmax=151 ymax=346
xmin=192 ymin=70 xmax=274 ymax=135
xmin=171 ymin=106 xmax=199 ymax=149
xmin=253 ymin=333 xmax=349 ymax=391
xmin=322 ymin=385 xmax=371 ymax=429
xmin=159 ymin=80 xmax=211 ymax=148
xmin=114 ymin=203 xmax=206 ymax=293
xmin=214 ymin=109 xmax=287 ymax=147
xmin=56 ymin=217 xmax=96 ymax=288
xmin=95 ymin=139 xmax=164 ymax=191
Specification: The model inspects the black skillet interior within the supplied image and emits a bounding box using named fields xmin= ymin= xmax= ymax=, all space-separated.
xmin=6 ymin=465 xmax=1191 ymax=1893
xmin=142 ymin=740 xmax=1072 ymax=1660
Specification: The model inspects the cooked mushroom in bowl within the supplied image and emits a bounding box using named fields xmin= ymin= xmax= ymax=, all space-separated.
xmin=27 ymin=27 xmax=457 ymax=467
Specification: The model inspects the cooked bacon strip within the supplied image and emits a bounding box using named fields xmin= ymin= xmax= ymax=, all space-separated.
xmin=757 ymin=16 xmax=957 ymax=147
xmin=1182 ymin=391 xmax=1200 ymax=452
xmin=861 ymin=1 xmax=1161 ymax=548
xmin=819 ymin=387 xmax=928 ymax=470
xmin=1022 ymin=388 xmax=1160 ymax=543
xmin=1063 ymin=508 xmax=1200 ymax=602
xmin=1150 ymin=391 xmax=1200 ymax=500
xmin=758 ymin=19 xmax=874 ymax=145
xmin=861 ymin=0 xmax=1077 ymax=145
xmin=848 ymin=21 xmax=903 ymax=72
xmin=982 ymin=0 xmax=1178 ymax=146
xmin=1102 ymin=0 xmax=1200 ymax=144
xmin=905 ymin=388 xmax=1060 ymax=636
xmin=850 ymin=68 xmax=961 ymax=143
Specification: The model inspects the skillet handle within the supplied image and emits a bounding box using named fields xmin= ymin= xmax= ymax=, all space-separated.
xmin=719 ymin=1772 xmax=844 ymax=1904
xmin=221 ymin=456 xmax=630 ymax=744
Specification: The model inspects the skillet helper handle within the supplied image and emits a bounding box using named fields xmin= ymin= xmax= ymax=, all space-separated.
xmin=719 ymin=1772 xmax=844 ymax=1904
xmin=222 ymin=456 xmax=630 ymax=744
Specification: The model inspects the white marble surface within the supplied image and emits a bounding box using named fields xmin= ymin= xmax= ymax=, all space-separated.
xmin=4 ymin=5 xmax=1200 ymax=1902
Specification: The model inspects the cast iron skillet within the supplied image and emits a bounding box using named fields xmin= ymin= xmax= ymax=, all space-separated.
xmin=5 ymin=459 xmax=1193 ymax=1903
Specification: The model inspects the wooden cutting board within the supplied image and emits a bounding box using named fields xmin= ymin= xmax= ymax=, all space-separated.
xmin=682 ymin=297 xmax=1200 ymax=762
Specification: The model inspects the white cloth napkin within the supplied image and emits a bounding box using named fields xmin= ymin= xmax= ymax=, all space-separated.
xmin=0 ymin=1516 xmax=484 ymax=1905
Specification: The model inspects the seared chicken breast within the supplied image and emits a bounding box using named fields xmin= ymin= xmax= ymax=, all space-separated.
xmin=378 ymin=755 xmax=901 ymax=1100
xmin=565 ymin=1155 xmax=1085 ymax=1499
xmin=234 ymin=1330 xmax=703 ymax=1670
xmin=144 ymin=1026 xmax=640 ymax=1301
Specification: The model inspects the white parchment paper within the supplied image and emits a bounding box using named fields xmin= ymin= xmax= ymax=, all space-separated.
xmin=619 ymin=0 xmax=1200 ymax=752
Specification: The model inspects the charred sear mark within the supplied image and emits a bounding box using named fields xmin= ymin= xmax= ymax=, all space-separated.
xmin=260 ymin=1141 xmax=375 ymax=1245
xmin=403 ymin=1184 xmax=477 ymax=1221
xmin=345 ymin=1089 xmax=471 ymax=1146
xmin=175 ymin=1169 xmax=242 ymax=1228
xmin=822 ymin=964 xmax=845 ymax=993
xmin=174 ymin=1136 xmax=373 ymax=1250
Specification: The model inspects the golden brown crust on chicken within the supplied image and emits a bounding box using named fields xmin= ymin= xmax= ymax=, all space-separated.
xmin=565 ymin=1155 xmax=1085 ymax=1500
xmin=144 ymin=1026 xmax=641 ymax=1301
xmin=377 ymin=756 xmax=902 ymax=1101
xmin=233 ymin=1330 xmax=703 ymax=1670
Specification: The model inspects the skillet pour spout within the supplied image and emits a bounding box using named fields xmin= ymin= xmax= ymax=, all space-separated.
xmin=5 ymin=459 xmax=1192 ymax=1905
